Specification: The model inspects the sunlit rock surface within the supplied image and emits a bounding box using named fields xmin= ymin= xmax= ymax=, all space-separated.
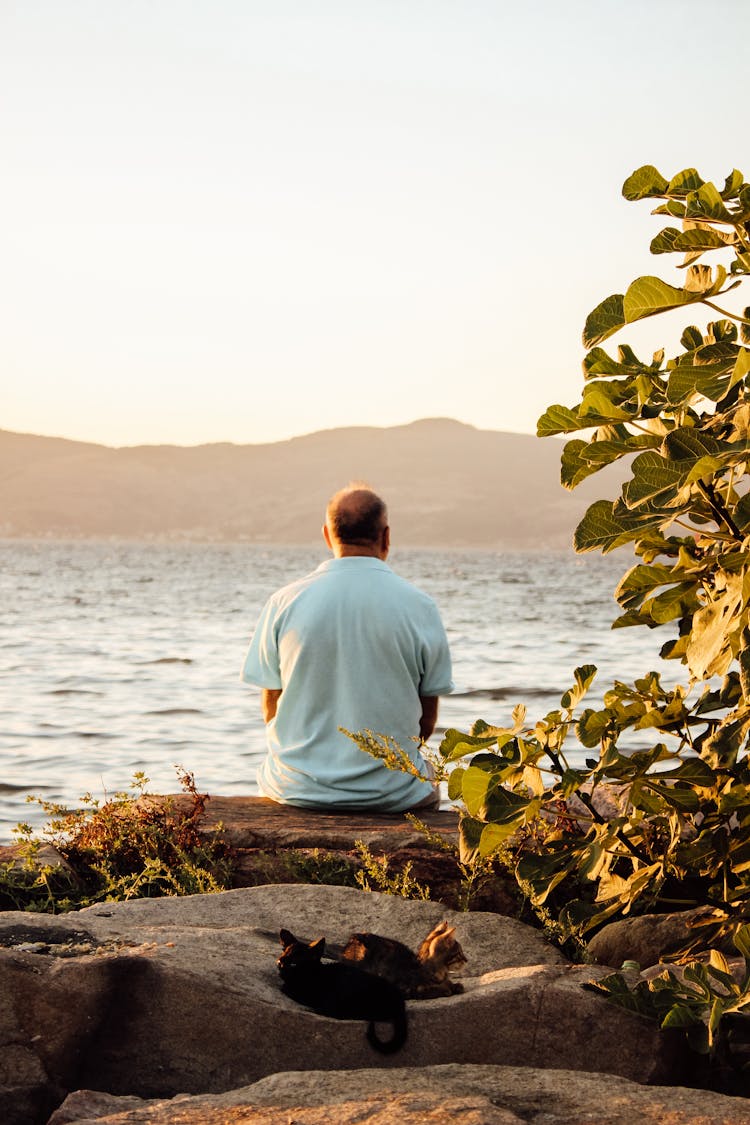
xmin=0 ymin=885 xmax=685 ymax=1124
xmin=50 ymin=1065 xmax=750 ymax=1125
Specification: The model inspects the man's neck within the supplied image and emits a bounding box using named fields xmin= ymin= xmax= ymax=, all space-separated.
xmin=332 ymin=544 xmax=386 ymax=560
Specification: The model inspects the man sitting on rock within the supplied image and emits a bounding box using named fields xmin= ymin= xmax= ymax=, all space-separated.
xmin=242 ymin=484 xmax=453 ymax=811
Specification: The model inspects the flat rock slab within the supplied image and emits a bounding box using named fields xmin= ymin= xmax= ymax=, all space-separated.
xmin=156 ymin=793 xmax=460 ymax=850
xmin=0 ymin=885 xmax=685 ymax=1125
xmin=51 ymin=1065 xmax=750 ymax=1125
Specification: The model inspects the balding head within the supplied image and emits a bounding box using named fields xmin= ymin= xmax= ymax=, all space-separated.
xmin=324 ymin=485 xmax=389 ymax=558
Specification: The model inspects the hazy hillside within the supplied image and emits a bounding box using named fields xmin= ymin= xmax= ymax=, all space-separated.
xmin=0 ymin=420 xmax=627 ymax=548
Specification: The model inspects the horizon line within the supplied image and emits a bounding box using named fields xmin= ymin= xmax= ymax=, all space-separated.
xmin=1 ymin=416 xmax=546 ymax=452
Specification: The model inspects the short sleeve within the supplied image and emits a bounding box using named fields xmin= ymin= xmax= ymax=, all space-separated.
xmin=419 ymin=604 xmax=454 ymax=697
xmin=241 ymin=597 xmax=283 ymax=689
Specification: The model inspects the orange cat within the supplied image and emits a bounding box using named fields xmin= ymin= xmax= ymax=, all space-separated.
xmin=341 ymin=919 xmax=467 ymax=999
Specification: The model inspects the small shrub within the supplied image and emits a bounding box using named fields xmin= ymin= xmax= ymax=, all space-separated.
xmin=354 ymin=840 xmax=431 ymax=900
xmin=1 ymin=768 xmax=234 ymax=913
xmin=242 ymin=848 xmax=360 ymax=888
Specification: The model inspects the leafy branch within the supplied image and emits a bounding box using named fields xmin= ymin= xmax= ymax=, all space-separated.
xmin=354 ymin=166 xmax=750 ymax=971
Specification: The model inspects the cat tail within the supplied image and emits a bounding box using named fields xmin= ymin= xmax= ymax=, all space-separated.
xmin=366 ymin=1007 xmax=408 ymax=1055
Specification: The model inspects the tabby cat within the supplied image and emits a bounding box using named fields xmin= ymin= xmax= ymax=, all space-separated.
xmin=341 ymin=920 xmax=467 ymax=999
xmin=277 ymin=928 xmax=407 ymax=1054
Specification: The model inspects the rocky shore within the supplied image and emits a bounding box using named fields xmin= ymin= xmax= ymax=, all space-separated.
xmin=1 ymin=798 xmax=748 ymax=1124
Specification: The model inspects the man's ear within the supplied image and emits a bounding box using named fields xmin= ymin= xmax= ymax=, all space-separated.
xmin=382 ymin=525 xmax=391 ymax=555
xmin=323 ymin=523 xmax=333 ymax=550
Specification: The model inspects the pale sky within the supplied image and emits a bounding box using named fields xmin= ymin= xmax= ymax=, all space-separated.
xmin=2 ymin=0 xmax=747 ymax=448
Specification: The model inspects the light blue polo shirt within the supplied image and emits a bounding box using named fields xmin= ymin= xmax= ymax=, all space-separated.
xmin=242 ymin=557 xmax=453 ymax=810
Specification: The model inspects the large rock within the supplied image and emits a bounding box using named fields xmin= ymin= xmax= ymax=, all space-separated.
xmin=50 ymin=1065 xmax=750 ymax=1125
xmin=0 ymin=885 xmax=685 ymax=1124
xmin=0 ymin=928 xmax=145 ymax=1125
xmin=587 ymin=909 xmax=720 ymax=970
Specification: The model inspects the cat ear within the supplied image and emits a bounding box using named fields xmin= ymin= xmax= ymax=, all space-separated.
xmin=279 ymin=928 xmax=296 ymax=947
xmin=311 ymin=937 xmax=326 ymax=954
xmin=427 ymin=921 xmax=449 ymax=937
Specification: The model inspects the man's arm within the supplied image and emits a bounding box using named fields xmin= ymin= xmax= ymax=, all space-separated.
xmin=262 ymin=688 xmax=282 ymax=723
xmin=419 ymin=695 xmax=439 ymax=741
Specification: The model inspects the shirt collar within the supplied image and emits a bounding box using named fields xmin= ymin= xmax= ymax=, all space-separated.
xmin=315 ymin=557 xmax=392 ymax=574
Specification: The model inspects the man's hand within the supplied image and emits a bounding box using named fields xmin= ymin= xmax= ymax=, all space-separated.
xmin=419 ymin=695 xmax=439 ymax=741
xmin=261 ymin=688 xmax=282 ymax=723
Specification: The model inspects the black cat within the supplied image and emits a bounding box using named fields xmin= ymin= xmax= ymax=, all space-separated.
xmin=277 ymin=928 xmax=407 ymax=1054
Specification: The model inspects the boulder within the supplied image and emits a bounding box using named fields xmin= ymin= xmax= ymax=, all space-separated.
xmin=587 ymin=909 xmax=720 ymax=970
xmin=0 ymin=933 xmax=146 ymax=1125
xmin=0 ymin=885 xmax=685 ymax=1124
xmin=50 ymin=1064 xmax=750 ymax=1125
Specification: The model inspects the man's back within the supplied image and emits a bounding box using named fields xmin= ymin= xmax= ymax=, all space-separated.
xmin=243 ymin=555 xmax=453 ymax=810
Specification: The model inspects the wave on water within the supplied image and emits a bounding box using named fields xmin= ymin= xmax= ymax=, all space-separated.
xmin=144 ymin=708 xmax=204 ymax=716
xmin=47 ymin=688 xmax=105 ymax=696
xmin=140 ymin=657 xmax=194 ymax=665
xmin=453 ymin=686 xmax=562 ymax=700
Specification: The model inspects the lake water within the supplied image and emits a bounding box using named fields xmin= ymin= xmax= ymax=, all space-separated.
xmin=0 ymin=540 xmax=679 ymax=843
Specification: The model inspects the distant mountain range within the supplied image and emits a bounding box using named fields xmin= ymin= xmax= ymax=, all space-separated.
xmin=0 ymin=420 xmax=627 ymax=548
